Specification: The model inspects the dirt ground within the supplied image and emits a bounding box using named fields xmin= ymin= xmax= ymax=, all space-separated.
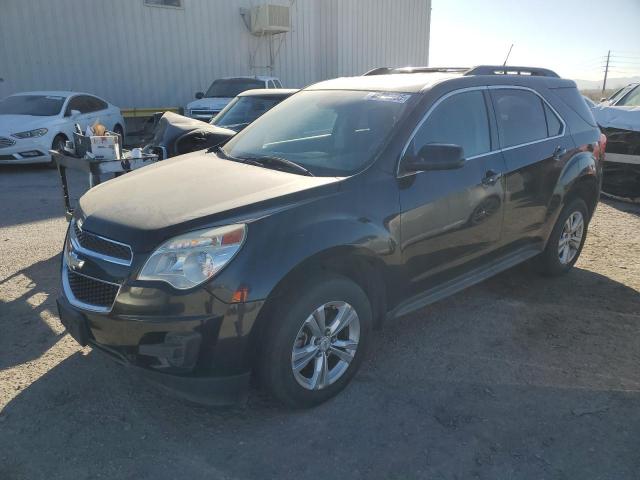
xmin=1 ymin=165 xmax=639 ymax=480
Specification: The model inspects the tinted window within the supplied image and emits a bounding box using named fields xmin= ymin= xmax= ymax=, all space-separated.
xmin=544 ymin=103 xmax=562 ymax=136
xmin=410 ymin=90 xmax=490 ymax=158
xmin=223 ymin=90 xmax=412 ymax=176
xmin=87 ymin=96 xmax=108 ymax=112
xmin=66 ymin=96 xmax=91 ymax=115
xmin=205 ymin=78 xmax=264 ymax=98
xmin=273 ymin=79 xmax=283 ymax=88
xmin=0 ymin=95 xmax=65 ymax=116
xmin=493 ymin=89 xmax=547 ymax=148
xmin=267 ymin=80 xmax=275 ymax=89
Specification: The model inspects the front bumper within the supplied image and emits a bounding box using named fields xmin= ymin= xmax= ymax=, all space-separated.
xmin=56 ymin=291 xmax=264 ymax=406
xmin=0 ymin=136 xmax=51 ymax=164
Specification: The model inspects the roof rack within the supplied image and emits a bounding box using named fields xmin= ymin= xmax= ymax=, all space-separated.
xmin=363 ymin=66 xmax=469 ymax=76
xmin=464 ymin=65 xmax=560 ymax=78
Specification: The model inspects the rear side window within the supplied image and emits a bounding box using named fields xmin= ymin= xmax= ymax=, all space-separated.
xmin=543 ymin=103 xmax=562 ymax=136
xmin=492 ymin=89 xmax=548 ymax=148
xmin=410 ymin=90 xmax=491 ymax=158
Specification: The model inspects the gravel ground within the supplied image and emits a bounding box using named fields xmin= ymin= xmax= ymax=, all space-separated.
xmin=1 ymin=165 xmax=639 ymax=480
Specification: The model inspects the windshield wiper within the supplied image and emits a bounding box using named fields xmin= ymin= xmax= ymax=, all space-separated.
xmin=239 ymin=155 xmax=314 ymax=177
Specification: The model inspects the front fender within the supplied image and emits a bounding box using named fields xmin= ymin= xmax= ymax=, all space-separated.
xmin=209 ymin=175 xmax=400 ymax=303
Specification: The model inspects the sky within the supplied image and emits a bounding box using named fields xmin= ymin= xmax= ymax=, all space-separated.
xmin=428 ymin=0 xmax=640 ymax=83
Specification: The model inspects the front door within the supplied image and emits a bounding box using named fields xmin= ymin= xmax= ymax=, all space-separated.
xmin=399 ymin=88 xmax=506 ymax=291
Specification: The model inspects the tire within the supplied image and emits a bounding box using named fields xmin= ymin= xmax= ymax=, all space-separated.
xmin=49 ymin=134 xmax=67 ymax=168
xmin=536 ymin=198 xmax=589 ymax=276
xmin=258 ymin=273 xmax=372 ymax=408
xmin=113 ymin=124 xmax=124 ymax=145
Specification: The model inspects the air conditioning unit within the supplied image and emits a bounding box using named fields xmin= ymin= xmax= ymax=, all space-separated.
xmin=250 ymin=4 xmax=290 ymax=35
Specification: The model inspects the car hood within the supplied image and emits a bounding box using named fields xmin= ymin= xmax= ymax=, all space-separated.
xmin=78 ymin=151 xmax=341 ymax=252
xmin=186 ymin=98 xmax=232 ymax=111
xmin=0 ymin=114 xmax=55 ymax=135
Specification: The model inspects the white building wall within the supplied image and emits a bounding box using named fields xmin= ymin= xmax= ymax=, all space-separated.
xmin=0 ymin=0 xmax=430 ymax=109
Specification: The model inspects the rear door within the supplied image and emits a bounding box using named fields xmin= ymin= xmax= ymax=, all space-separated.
xmin=489 ymin=87 xmax=573 ymax=247
xmin=399 ymin=88 xmax=507 ymax=288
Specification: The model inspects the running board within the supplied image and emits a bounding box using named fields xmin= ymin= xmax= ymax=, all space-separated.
xmin=387 ymin=247 xmax=541 ymax=320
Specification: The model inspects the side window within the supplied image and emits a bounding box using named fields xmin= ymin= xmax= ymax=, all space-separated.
xmin=87 ymin=96 xmax=108 ymax=112
xmin=273 ymin=79 xmax=282 ymax=88
xmin=65 ymin=96 xmax=89 ymax=115
xmin=543 ymin=103 xmax=562 ymax=136
xmin=493 ymin=89 xmax=547 ymax=148
xmin=267 ymin=80 xmax=276 ymax=89
xmin=410 ymin=90 xmax=490 ymax=158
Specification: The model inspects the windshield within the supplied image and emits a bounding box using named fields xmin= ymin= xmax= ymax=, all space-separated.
xmin=205 ymin=79 xmax=264 ymax=98
xmin=222 ymin=90 xmax=413 ymax=176
xmin=211 ymin=95 xmax=284 ymax=131
xmin=0 ymin=94 xmax=65 ymax=116
xmin=616 ymin=85 xmax=640 ymax=107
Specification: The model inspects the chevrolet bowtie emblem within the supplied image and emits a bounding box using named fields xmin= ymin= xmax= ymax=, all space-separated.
xmin=68 ymin=250 xmax=85 ymax=270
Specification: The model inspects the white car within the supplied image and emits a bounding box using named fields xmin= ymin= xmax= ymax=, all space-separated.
xmin=0 ymin=91 xmax=125 ymax=165
xmin=184 ymin=76 xmax=282 ymax=122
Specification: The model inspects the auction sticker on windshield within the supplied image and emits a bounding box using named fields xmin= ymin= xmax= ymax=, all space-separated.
xmin=365 ymin=92 xmax=411 ymax=103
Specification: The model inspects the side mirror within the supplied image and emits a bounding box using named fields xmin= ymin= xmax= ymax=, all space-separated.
xmin=403 ymin=144 xmax=465 ymax=173
xmin=195 ymin=92 xmax=204 ymax=100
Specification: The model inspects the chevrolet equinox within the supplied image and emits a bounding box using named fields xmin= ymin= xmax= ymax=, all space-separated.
xmin=57 ymin=65 xmax=604 ymax=408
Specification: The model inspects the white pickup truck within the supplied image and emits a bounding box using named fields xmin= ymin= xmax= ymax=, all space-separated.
xmin=184 ymin=76 xmax=283 ymax=122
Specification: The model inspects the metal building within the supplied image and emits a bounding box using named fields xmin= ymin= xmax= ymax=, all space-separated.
xmin=0 ymin=0 xmax=431 ymax=111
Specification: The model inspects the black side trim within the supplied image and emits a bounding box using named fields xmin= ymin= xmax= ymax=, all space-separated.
xmin=387 ymin=246 xmax=541 ymax=320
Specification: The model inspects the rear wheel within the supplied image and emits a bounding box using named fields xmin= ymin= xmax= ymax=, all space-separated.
xmin=258 ymin=273 xmax=372 ymax=408
xmin=536 ymin=198 xmax=589 ymax=276
xmin=113 ymin=124 xmax=124 ymax=145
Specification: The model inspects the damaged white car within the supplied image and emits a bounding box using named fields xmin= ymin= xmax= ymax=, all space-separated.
xmin=592 ymin=83 xmax=640 ymax=201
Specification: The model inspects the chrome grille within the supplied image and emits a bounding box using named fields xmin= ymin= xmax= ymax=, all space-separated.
xmin=66 ymin=269 xmax=119 ymax=309
xmin=0 ymin=137 xmax=16 ymax=148
xmin=71 ymin=220 xmax=132 ymax=265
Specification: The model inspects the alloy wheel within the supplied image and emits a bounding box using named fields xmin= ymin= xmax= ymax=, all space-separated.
xmin=291 ymin=301 xmax=360 ymax=390
xmin=558 ymin=211 xmax=584 ymax=265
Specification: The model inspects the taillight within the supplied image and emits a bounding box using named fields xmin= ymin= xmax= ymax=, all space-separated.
xmin=594 ymin=133 xmax=607 ymax=161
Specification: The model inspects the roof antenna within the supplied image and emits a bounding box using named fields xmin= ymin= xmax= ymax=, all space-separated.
xmin=503 ymin=44 xmax=514 ymax=67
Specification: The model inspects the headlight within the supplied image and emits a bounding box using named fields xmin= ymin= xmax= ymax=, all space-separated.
xmin=12 ymin=128 xmax=48 ymax=139
xmin=138 ymin=224 xmax=246 ymax=289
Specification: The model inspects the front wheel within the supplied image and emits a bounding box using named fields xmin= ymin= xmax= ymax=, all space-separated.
xmin=258 ymin=273 xmax=372 ymax=408
xmin=536 ymin=198 xmax=589 ymax=276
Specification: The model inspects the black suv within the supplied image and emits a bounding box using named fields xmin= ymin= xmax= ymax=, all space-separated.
xmin=57 ymin=65 xmax=604 ymax=408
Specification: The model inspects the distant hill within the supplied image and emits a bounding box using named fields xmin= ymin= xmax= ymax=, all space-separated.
xmin=573 ymin=76 xmax=640 ymax=90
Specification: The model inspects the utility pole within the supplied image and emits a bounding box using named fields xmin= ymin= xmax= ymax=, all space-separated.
xmin=602 ymin=50 xmax=611 ymax=94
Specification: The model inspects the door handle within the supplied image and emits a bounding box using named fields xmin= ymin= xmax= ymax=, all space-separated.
xmin=481 ymin=170 xmax=502 ymax=186
xmin=553 ymin=146 xmax=567 ymax=160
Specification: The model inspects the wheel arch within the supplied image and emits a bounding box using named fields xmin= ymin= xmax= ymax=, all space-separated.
xmin=247 ymin=245 xmax=390 ymax=369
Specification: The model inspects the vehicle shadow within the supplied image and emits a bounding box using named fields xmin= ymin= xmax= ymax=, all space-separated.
xmin=600 ymin=196 xmax=640 ymax=217
xmin=2 ymin=265 xmax=640 ymax=479
xmin=0 ymin=254 xmax=66 ymax=370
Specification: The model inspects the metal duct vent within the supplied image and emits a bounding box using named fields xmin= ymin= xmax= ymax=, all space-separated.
xmin=250 ymin=4 xmax=290 ymax=35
